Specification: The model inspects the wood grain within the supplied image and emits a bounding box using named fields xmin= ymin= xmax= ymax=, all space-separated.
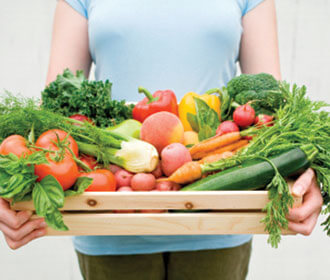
xmin=11 ymin=190 xmax=302 ymax=211
xmin=37 ymin=212 xmax=297 ymax=236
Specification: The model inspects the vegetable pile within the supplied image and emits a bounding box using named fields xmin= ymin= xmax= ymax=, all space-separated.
xmin=0 ymin=70 xmax=329 ymax=248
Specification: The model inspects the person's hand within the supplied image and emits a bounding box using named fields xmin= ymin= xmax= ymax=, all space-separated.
xmin=0 ymin=198 xmax=47 ymax=250
xmin=287 ymin=168 xmax=323 ymax=235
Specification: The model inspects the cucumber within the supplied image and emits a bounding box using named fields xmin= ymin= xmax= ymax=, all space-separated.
xmin=181 ymin=147 xmax=311 ymax=191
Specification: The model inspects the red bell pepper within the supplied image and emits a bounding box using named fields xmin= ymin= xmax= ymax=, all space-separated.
xmin=132 ymin=87 xmax=178 ymax=122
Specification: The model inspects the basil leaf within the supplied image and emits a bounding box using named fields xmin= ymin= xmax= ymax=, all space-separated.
xmin=45 ymin=210 xmax=68 ymax=231
xmin=194 ymin=97 xmax=220 ymax=141
xmin=33 ymin=175 xmax=64 ymax=215
xmin=65 ymin=177 xmax=93 ymax=197
xmin=32 ymin=175 xmax=68 ymax=231
xmin=12 ymin=191 xmax=32 ymax=204
xmin=186 ymin=113 xmax=199 ymax=132
xmin=0 ymin=153 xmax=44 ymax=199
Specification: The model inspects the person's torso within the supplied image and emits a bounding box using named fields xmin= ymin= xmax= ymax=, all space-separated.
xmin=73 ymin=0 xmax=256 ymax=255
xmin=87 ymin=0 xmax=245 ymax=101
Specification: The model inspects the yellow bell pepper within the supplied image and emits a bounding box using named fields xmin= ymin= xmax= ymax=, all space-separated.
xmin=179 ymin=89 xmax=221 ymax=131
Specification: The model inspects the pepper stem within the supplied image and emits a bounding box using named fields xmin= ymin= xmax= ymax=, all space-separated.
xmin=138 ymin=87 xmax=159 ymax=103
xmin=204 ymin=88 xmax=222 ymax=95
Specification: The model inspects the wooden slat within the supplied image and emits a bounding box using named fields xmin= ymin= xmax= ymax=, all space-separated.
xmin=37 ymin=212 xmax=297 ymax=236
xmin=11 ymin=191 xmax=270 ymax=211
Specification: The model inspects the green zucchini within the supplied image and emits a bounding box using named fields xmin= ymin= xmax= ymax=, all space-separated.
xmin=181 ymin=147 xmax=312 ymax=191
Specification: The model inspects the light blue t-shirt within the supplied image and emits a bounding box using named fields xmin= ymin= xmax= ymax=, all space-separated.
xmin=65 ymin=0 xmax=264 ymax=255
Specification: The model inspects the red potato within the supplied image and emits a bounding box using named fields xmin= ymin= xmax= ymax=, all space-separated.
xmin=233 ymin=104 xmax=255 ymax=127
xmin=156 ymin=179 xmax=181 ymax=191
xmin=107 ymin=164 xmax=124 ymax=174
xmin=131 ymin=173 xmax=156 ymax=191
xmin=161 ymin=143 xmax=192 ymax=177
xmin=116 ymin=186 xmax=133 ymax=192
xmin=115 ymin=170 xmax=134 ymax=188
xmin=171 ymin=182 xmax=181 ymax=191
xmin=151 ymin=161 xmax=163 ymax=178
xmin=156 ymin=181 xmax=172 ymax=191
xmin=216 ymin=121 xmax=239 ymax=136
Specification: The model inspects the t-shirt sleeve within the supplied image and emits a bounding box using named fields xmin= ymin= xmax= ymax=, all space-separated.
xmin=242 ymin=0 xmax=265 ymax=16
xmin=65 ymin=0 xmax=89 ymax=19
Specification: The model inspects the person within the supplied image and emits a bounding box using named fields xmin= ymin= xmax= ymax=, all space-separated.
xmin=0 ymin=0 xmax=323 ymax=279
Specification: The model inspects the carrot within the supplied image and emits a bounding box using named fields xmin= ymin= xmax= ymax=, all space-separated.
xmin=192 ymin=139 xmax=248 ymax=159
xmin=233 ymin=143 xmax=249 ymax=153
xmin=199 ymin=151 xmax=234 ymax=164
xmin=189 ymin=132 xmax=241 ymax=159
xmin=157 ymin=161 xmax=202 ymax=184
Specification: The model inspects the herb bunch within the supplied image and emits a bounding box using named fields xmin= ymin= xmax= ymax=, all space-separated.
xmin=41 ymin=69 xmax=134 ymax=127
xmin=206 ymin=82 xmax=329 ymax=247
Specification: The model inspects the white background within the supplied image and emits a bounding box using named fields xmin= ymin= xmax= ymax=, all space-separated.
xmin=0 ymin=1 xmax=329 ymax=279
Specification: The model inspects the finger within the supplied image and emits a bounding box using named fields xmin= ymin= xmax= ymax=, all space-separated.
xmin=288 ymin=211 xmax=319 ymax=236
xmin=5 ymin=228 xmax=47 ymax=250
xmin=287 ymin=178 xmax=322 ymax=222
xmin=0 ymin=218 xmax=46 ymax=241
xmin=0 ymin=207 xmax=33 ymax=229
xmin=291 ymin=168 xmax=315 ymax=197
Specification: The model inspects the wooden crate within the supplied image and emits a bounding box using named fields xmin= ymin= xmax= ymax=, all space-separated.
xmin=11 ymin=190 xmax=301 ymax=236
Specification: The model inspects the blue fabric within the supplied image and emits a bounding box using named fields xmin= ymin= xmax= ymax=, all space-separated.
xmin=65 ymin=0 xmax=264 ymax=255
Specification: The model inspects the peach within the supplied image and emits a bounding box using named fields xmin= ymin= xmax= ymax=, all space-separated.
xmin=140 ymin=112 xmax=184 ymax=154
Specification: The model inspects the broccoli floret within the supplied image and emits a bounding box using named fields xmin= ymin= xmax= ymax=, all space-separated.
xmin=227 ymin=73 xmax=279 ymax=98
xmin=226 ymin=73 xmax=284 ymax=114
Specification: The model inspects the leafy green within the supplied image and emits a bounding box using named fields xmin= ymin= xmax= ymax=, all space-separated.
xmin=193 ymin=98 xmax=220 ymax=141
xmin=41 ymin=69 xmax=134 ymax=128
xmin=219 ymin=87 xmax=232 ymax=120
xmin=32 ymin=175 xmax=67 ymax=231
xmin=64 ymin=177 xmax=93 ymax=197
xmin=0 ymin=153 xmax=47 ymax=199
xmin=186 ymin=113 xmax=199 ymax=132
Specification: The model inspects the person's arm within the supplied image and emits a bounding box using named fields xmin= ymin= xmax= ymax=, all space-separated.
xmin=0 ymin=0 xmax=92 ymax=250
xmin=239 ymin=0 xmax=322 ymax=236
xmin=46 ymin=0 xmax=92 ymax=84
xmin=239 ymin=0 xmax=281 ymax=79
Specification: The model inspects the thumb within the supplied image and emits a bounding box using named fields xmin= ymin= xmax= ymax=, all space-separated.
xmin=292 ymin=168 xmax=314 ymax=197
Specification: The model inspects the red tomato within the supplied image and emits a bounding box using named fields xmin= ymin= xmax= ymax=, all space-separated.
xmin=233 ymin=104 xmax=255 ymax=127
xmin=0 ymin=135 xmax=32 ymax=158
xmin=69 ymin=114 xmax=94 ymax=126
xmin=36 ymin=129 xmax=79 ymax=157
xmin=78 ymin=154 xmax=98 ymax=172
xmin=34 ymin=154 xmax=79 ymax=191
xmin=80 ymin=169 xmax=116 ymax=192
xmin=215 ymin=121 xmax=240 ymax=136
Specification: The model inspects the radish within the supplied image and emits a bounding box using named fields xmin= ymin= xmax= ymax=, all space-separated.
xmin=216 ymin=121 xmax=239 ymax=136
xmin=254 ymin=114 xmax=274 ymax=127
xmin=233 ymin=104 xmax=255 ymax=127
